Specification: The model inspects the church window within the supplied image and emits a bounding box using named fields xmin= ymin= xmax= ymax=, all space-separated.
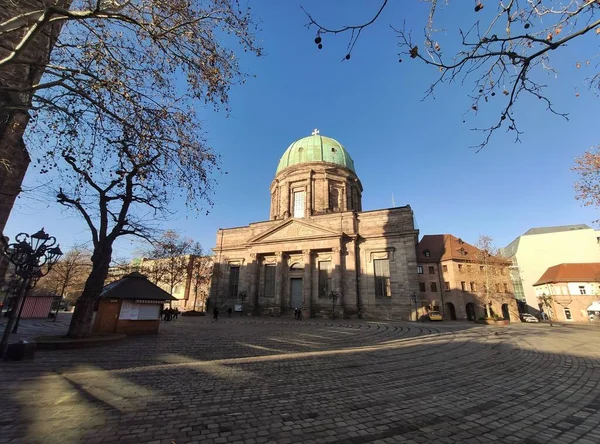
xmin=228 ymin=266 xmax=240 ymax=298
xmin=318 ymin=261 xmax=331 ymax=298
xmin=329 ymin=187 xmax=340 ymax=211
xmin=293 ymin=191 xmax=305 ymax=218
xmin=417 ymin=266 xmax=423 ymax=274
xmin=264 ymin=265 xmax=276 ymax=298
xmin=374 ymin=259 xmax=391 ymax=298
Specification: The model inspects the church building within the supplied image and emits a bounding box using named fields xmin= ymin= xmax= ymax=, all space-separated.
xmin=210 ymin=131 xmax=419 ymax=319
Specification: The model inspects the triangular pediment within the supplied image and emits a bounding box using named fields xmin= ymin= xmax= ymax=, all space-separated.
xmin=250 ymin=219 xmax=340 ymax=244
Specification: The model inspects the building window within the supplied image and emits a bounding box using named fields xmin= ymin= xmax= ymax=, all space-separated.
xmin=430 ymin=282 xmax=437 ymax=292
xmin=419 ymin=282 xmax=426 ymax=292
xmin=458 ymin=264 xmax=463 ymax=273
xmin=228 ymin=266 xmax=240 ymax=298
xmin=318 ymin=261 xmax=331 ymax=298
xmin=564 ymin=308 xmax=573 ymax=320
xmin=470 ymin=282 xmax=476 ymax=291
xmin=329 ymin=187 xmax=340 ymax=211
xmin=442 ymin=265 xmax=448 ymax=272
xmin=424 ymin=249 xmax=431 ymax=257
xmin=173 ymin=285 xmax=182 ymax=294
xmin=264 ymin=265 xmax=276 ymax=298
xmin=503 ymin=283 xmax=509 ymax=293
xmin=444 ymin=281 xmax=450 ymax=291
xmin=461 ymin=281 xmax=466 ymax=291
xmin=293 ymin=191 xmax=305 ymax=218
xmin=428 ymin=266 xmax=435 ymax=275
xmin=579 ymin=286 xmax=586 ymax=295
xmin=374 ymin=259 xmax=392 ymax=298
xmin=417 ymin=266 xmax=423 ymax=274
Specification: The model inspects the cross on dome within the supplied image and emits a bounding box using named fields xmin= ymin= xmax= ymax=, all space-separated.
xmin=311 ymin=128 xmax=320 ymax=136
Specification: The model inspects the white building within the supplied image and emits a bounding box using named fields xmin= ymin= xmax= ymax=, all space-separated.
xmin=502 ymin=225 xmax=600 ymax=313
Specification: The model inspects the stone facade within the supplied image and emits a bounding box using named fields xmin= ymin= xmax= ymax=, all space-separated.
xmin=416 ymin=234 xmax=520 ymax=322
xmin=210 ymin=132 xmax=419 ymax=320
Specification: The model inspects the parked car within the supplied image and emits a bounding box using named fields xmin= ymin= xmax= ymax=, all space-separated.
xmin=428 ymin=311 xmax=443 ymax=321
xmin=520 ymin=313 xmax=539 ymax=323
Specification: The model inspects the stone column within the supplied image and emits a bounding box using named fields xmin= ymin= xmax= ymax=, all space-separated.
xmin=282 ymin=183 xmax=290 ymax=218
xmin=332 ymin=242 xmax=344 ymax=310
xmin=306 ymin=170 xmax=313 ymax=217
xmin=303 ymin=249 xmax=312 ymax=316
xmin=274 ymin=252 xmax=284 ymax=313
xmin=248 ymin=253 xmax=259 ymax=314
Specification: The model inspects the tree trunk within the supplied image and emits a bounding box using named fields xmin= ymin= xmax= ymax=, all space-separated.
xmin=67 ymin=245 xmax=112 ymax=338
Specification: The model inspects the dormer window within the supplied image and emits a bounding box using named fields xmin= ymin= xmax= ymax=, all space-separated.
xmin=458 ymin=238 xmax=464 ymax=244
xmin=424 ymin=249 xmax=431 ymax=257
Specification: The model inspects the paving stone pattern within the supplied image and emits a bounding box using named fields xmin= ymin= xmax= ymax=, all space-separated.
xmin=1 ymin=317 xmax=600 ymax=443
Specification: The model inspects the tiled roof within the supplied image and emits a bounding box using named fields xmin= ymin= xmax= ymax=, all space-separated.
xmin=534 ymin=263 xmax=600 ymax=286
xmin=416 ymin=234 xmax=508 ymax=264
xmin=100 ymin=272 xmax=177 ymax=301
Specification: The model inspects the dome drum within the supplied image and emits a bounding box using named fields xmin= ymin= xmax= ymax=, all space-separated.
xmin=271 ymin=132 xmax=362 ymax=220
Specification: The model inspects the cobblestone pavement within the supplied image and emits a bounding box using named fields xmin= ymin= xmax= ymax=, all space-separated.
xmin=1 ymin=317 xmax=600 ymax=444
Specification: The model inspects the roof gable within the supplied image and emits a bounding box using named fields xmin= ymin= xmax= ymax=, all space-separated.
xmin=249 ymin=219 xmax=339 ymax=244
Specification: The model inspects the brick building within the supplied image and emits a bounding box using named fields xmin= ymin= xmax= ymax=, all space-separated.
xmin=210 ymin=130 xmax=419 ymax=319
xmin=416 ymin=234 xmax=520 ymax=322
xmin=533 ymin=263 xmax=600 ymax=323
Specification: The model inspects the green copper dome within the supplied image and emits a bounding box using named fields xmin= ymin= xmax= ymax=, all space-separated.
xmin=276 ymin=131 xmax=356 ymax=174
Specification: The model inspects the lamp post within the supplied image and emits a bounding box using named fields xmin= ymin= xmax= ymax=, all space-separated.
xmin=0 ymin=228 xmax=62 ymax=357
xmin=329 ymin=290 xmax=339 ymax=320
xmin=410 ymin=292 xmax=419 ymax=321
xmin=239 ymin=291 xmax=247 ymax=316
xmin=539 ymin=292 xmax=554 ymax=327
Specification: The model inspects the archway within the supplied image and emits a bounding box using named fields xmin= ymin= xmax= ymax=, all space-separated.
xmin=444 ymin=302 xmax=457 ymax=320
xmin=466 ymin=302 xmax=476 ymax=321
xmin=501 ymin=303 xmax=510 ymax=321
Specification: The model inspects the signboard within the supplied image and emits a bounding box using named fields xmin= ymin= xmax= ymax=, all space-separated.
xmin=119 ymin=301 xmax=139 ymax=320
xmin=234 ymin=304 xmax=243 ymax=312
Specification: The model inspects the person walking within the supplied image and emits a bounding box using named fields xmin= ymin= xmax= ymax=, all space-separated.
xmin=227 ymin=307 xmax=233 ymax=318
xmin=213 ymin=306 xmax=219 ymax=321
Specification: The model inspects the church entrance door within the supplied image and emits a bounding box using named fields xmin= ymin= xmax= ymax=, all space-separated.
xmin=290 ymin=278 xmax=303 ymax=310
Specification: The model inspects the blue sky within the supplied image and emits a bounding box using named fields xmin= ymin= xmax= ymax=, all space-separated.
xmin=6 ymin=0 xmax=599 ymax=257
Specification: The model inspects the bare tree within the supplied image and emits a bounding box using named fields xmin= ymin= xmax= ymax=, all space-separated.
xmin=471 ymin=235 xmax=512 ymax=318
xmin=0 ymin=1 xmax=260 ymax=338
xmin=304 ymin=1 xmax=600 ymax=149
xmin=189 ymin=255 xmax=213 ymax=311
xmin=142 ymin=230 xmax=202 ymax=304
xmin=36 ymin=245 xmax=91 ymax=301
xmin=573 ymin=145 xmax=600 ymax=222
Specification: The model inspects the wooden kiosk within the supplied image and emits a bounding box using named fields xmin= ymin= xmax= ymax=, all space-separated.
xmin=93 ymin=272 xmax=176 ymax=335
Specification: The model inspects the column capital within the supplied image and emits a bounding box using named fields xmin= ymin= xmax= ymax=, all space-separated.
xmin=249 ymin=252 xmax=257 ymax=259
xmin=332 ymin=247 xmax=342 ymax=253
xmin=275 ymin=251 xmax=284 ymax=259
xmin=302 ymin=249 xmax=311 ymax=256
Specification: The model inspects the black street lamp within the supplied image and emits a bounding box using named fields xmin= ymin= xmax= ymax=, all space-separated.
xmin=239 ymin=291 xmax=247 ymax=316
xmin=0 ymin=228 xmax=62 ymax=357
xmin=329 ymin=290 xmax=339 ymax=320
xmin=410 ymin=291 xmax=419 ymax=321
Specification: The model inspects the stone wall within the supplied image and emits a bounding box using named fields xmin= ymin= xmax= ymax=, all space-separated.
xmin=210 ymin=205 xmax=419 ymax=320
